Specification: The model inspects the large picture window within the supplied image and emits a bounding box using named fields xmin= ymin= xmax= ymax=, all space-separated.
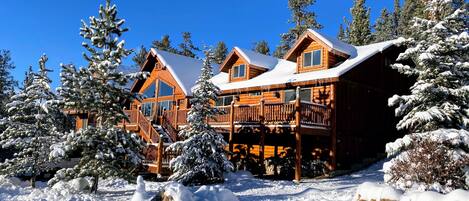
xmin=142 ymin=82 xmax=156 ymax=98
xmin=232 ymin=64 xmax=246 ymax=78
xmin=303 ymin=50 xmax=322 ymax=67
xmin=283 ymin=88 xmax=311 ymax=102
xmin=158 ymin=80 xmax=174 ymax=97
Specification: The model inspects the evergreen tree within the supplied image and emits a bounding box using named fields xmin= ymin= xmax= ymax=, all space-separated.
xmin=393 ymin=0 xmax=401 ymax=37
xmin=51 ymin=0 xmax=145 ymax=193
xmin=275 ymin=0 xmax=322 ymax=58
xmin=152 ymin=35 xmax=179 ymax=54
xmin=132 ymin=45 xmax=148 ymax=68
xmin=389 ymin=2 xmax=468 ymax=132
xmin=373 ymin=8 xmax=396 ymax=42
xmin=0 ymin=50 xmax=17 ymax=130
xmin=167 ymin=50 xmax=233 ymax=185
xmin=213 ymin=41 xmax=228 ymax=65
xmin=0 ymin=55 xmax=61 ymax=188
xmin=346 ymin=0 xmax=372 ymax=45
xmin=253 ymin=40 xmax=271 ymax=55
xmin=398 ymin=0 xmax=425 ymax=37
xmin=178 ymin=32 xmax=200 ymax=58
xmin=337 ymin=23 xmax=347 ymax=42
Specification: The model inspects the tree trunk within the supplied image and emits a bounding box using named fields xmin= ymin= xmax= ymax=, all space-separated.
xmin=30 ymin=175 xmax=36 ymax=188
xmin=90 ymin=175 xmax=99 ymax=194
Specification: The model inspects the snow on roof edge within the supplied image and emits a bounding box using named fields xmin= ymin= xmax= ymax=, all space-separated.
xmin=307 ymin=29 xmax=357 ymax=56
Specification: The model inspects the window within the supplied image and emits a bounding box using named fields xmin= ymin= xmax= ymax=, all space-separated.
xmin=216 ymin=96 xmax=234 ymax=106
xmin=157 ymin=100 xmax=173 ymax=116
xmin=283 ymin=88 xmax=312 ymax=102
xmin=303 ymin=50 xmax=322 ymax=67
xmin=249 ymin=91 xmax=261 ymax=96
xmin=142 ymin=82 xmax=156 ymax=98
xmin=158 ymin=80 xmax=174 ymax=97
xmin=232 ymin=64 xmax=246 ymax=78
xmin=141 ymin=102 xmax=154 ymax=117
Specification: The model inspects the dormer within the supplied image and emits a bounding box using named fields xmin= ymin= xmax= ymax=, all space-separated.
xmin=220 ymin=47 xmax=278 ymax=83
xmin=284 ymin=29 xmax=356 ymax=73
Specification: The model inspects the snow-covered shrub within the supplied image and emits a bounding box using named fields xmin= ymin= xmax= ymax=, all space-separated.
xmin=384 ymin=129 xmax=469 ymax=193
xmin=163 ymin=182 xmax=195 ymax=201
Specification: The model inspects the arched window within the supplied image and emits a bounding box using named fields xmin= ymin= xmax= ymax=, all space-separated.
xmin=158 ymin=80 xmax=174 ymax=97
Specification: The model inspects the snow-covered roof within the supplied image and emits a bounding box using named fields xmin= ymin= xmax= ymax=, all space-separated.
xmin=150 ymin=49 xmax=204 ymax=96
xmin=307 ymin=29 xmax=357 ymax=56
xmin=234 ymin=47 xmax=279 ymax=69
xmin=212 ymin=40 xmax=396 ymax=91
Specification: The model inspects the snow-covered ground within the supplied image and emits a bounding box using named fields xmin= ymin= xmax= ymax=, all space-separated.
xmin=0 ymin=160 xmax=385 ymax=201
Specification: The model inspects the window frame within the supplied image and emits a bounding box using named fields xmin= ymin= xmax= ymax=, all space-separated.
xmin=158 ymin=80 xmax=174 ymax=97
xmin=142 ymin=81 xmax=156 ymax=98
xmin=283 ymin=88 xmax=312 ymax=103
xmin=216 ymin=96 xmax=234 ymax=106
xmin=249 ymin=91 xmax=262 ymax=96
xmin=232 ymin=64 xmax=246 ymax=78
xmin=302 ymin=49 xmax=322 ymax=68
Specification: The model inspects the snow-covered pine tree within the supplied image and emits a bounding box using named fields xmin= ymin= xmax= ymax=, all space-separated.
xmin=385 ymin=0 xmax=469 ymax=192
xmin=373 ymin=8 xmax=396 ymax=42
xmin=132 ymin=45 xmax=148 ymax=68
xmin=213 ymin=41 xmax=228 ymax=65
xmin=253 ymin=40 xmax=270 ymax=55
xmin=167 ymin=50 xmax=233 ymax=186
xmin=152 ymin=34 xmax=179 ymax=54
xmin=346 ymin=0 xmax=372 ymax=45
xmin=392 ymin=0 xmax=401 ymax=37
xmin=51 ymin=0 xmax=145 ymax=193
xmin=0 ymin=54 xmax=61 ymax=188
xmin=274 ymin=0 xmax=322 ymax=58
xmin=178 ymin=32 xmax=200 ymax=58
xmin=337 ymin=23 xmax=347 ymax=42
xmin=0 ymin=50 xmax=17 ymax=133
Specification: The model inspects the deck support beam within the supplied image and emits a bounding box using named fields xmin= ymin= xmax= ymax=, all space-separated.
xmin=330 ymin=83 xmax=337 ymax=171
xmin=156 ymin=135 xmax=164 ymax=175
xmin=259 ymin=99 xmax=265 ymax=176
xmin=294 ymin=87 xmax=302 ymax=182
xmin=228 ymin=101 xmax=235 ymax=160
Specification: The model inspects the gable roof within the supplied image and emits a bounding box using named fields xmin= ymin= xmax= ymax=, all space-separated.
xmin=219 ymin=47 xmax=279 ymax=72
xmin=212 ymin=40 xmax=397 ymax=92
xmin=284 ymin=29 xmax=356 ymax=61
xmin=150 ymin=49 xmax=204 ymax=96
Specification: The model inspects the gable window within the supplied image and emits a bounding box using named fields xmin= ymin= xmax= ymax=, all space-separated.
xmin=158 ymin=80 xmax=174 ymax=97
xmin=284 ymin=88 xmax=312 ymax=102
xmin=142 ymin=82 xmax=156 ymax=98
xmin=232 ymin=64 xmax=246 ymax=78
xmin=303 ymin=50 xmax=322 ymax=67
xmin=216 ymin=96 xmax=234 ymax=106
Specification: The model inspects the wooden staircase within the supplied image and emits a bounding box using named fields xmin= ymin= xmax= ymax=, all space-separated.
xmin=118 ymin=109 xmax=178 ymax=175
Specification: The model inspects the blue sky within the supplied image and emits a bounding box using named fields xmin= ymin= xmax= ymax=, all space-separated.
xmin=0 ymin=0 xmax=399 ymax=89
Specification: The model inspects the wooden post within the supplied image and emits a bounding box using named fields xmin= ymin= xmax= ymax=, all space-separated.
xmin=294 ymin=86 xmax=302 ymax=182
xmin=137 ymin=105 xmax=141 ymax=125
xmin=259 ymin=98 xmax=266 ymax=176
xmin=156 ymin=135 xmax=164 ymax=175
xmin=228 ymin=101 xmax=235 ymax=160
xmin=174 ymin=106 xmax=179 ymax=129
xmin=274 ymin=145 xmax=278 ymax=177
xmin=330 ymin=83 xmax=337 ymax=171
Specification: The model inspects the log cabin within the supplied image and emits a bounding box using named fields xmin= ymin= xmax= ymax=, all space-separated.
xmin=73 ymin=29 xmax=413 ymax=180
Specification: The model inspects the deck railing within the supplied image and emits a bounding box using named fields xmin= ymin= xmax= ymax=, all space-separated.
xmin=123 ymin=110 xmax=159 ymax=143
xmin=162 ymin=100 xmax=330 ymax=129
